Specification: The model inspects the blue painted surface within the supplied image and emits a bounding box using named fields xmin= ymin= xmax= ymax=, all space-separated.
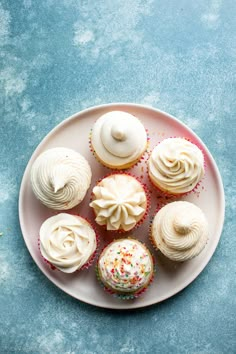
xmin=0 ymin=0 xmax=235 ymax=353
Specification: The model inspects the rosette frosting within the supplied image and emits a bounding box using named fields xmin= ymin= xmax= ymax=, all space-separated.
xmin=98 ymin=239 xmax=153 ymax=293
xmin=148 ymin=138 xmax=204 ymax=194
xmin=89 ymin=174 xmax=147 ymax=231
xmin=40 ymin=213 xmax=97 ymax=273
xmin=152 ymin=201 xmax=209 ymax=261
xmin=31 ymin=147 xmax=92 ymax=210
xmin=91 ymin=111 xmax=147 ymax=168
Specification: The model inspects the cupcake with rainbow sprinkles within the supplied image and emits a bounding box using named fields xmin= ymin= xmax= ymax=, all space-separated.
xmin=97 ymin=238 xmax=154 ymax=299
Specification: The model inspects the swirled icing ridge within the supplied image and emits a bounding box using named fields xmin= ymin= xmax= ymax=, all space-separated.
xmin=90 ymin=174 xmax=147 ymax=231
xmin=31 ymin=147 xmax=92 ymax=210
xmin=148 ymin=138 xmax=204 ymax=194
xmin=40 ymin=214 xmax=97 ymax=273
xmin=152 ymin=201 xmax=209 ymax=261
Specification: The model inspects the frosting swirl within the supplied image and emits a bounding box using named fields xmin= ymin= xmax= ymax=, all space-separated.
xmin=148 ymin=138 xmax=204 ymax=194
xmin=98 ymin=239 xmax=153 ymax=293
xmin=89 ymin=174 xmax=147 ymax=231
xmin=40 ymin=213 xmax=97 ymax=273
xmin=31 ymin=148 xmax=92 ymax=210
xmin=152 ymin=201 xmax=209 ymax=261
xmin=91 ymin=111 xmax=147 ymax=168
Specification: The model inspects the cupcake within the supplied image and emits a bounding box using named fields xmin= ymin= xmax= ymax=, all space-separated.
xmin=31 ymin=147 xmax=92 ymax=210
xmin=97 ymin=238 xmax=154 ymax=298
xmin=151 ymin=201 xmax=209 ymax=262
xmin=90 ymin=111 xmax=147 ymax=169
xmin=40 ymin=213 xmax=97 ymax=273
xmin=89 ymin=174 xmax=148 ymax=232
xmin=148 ymin=138 xmax=204 ymax=195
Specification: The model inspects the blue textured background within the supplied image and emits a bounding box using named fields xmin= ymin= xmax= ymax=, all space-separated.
xmin=0 ymin=0 xmax=235 ymax=353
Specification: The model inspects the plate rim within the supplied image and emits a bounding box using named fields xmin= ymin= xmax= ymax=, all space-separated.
xmin=18 ymin=102 xmax=225 ymax=309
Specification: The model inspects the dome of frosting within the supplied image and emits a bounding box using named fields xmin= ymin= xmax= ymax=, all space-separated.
xmin=98 ymin=239 xmax=153 ymax=293
xmin=89 ymin=174 xmax=147 ymax=231
xmin=152 ymin=201 xmax=209 ymax=261
xmin=148 ymin=138 xmax=204 ymax=194
xmin=91 ymin=111 xmax=147 ymax=168
xmin=40 ymin=214 xmax=97 ymax=273
xmin=31 ymin=147 xmax=92 ymax=210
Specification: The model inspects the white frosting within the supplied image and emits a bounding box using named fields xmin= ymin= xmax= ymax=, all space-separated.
xmin=91 ymin=111 xmax=147 ymax=167
xmin=89 ymin=174 xmax=147 ymax=231
xmin=152 ymin=201 xmax=209 ymax=261
xmin=148 ymin=138 xmax=204 ymax=194
xmin=98 ymin=239 xmax=153 ymax=293
xmin=40 ymin=213 xmax=97 ymax=273
xmin=31 ymin=148 xmax=92 ymax=210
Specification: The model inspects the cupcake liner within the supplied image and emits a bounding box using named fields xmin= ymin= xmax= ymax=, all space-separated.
xmin=96 ymin=265 xmax=155 ymax=301
xmin=90 ymin=172 xmax=151 ymax=233
xmin=38 ymin=237 xmax=57 ymax=270
xmin=80 ymin=218 xmax=100 ymax=270
xmin=95 ymin=237 xmax=156 ymax=300
xmin=149 ymin=212 xmax=160 ymax=253
xmin=146 ymin=136 xmax=206 ymax=197
xmin=38 ymin=215 xmax=99 ymax=273
xmin=89 ymin=127 xmax=150 ymax=171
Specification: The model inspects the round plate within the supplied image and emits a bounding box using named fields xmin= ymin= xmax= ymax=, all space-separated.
xmin=19 ymin=103 xmax=225 ymax=309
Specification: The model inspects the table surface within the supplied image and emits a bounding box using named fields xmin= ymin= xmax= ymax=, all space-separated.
xmin=0 ymin=1 xmax=235 ymax=353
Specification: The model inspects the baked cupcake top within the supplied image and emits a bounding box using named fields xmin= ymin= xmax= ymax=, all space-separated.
xmin=40 ymin=213 xmax=97 ymax=273
xmin=89 ymin=174 xmax=147 ymax=231
xmin=98 ymin=239 xmax=153 ymax=293
xmin=152 ymin=201 xmax=209 ymax=261
xmin=91 ymin=111 xmax=147 ymax=168
xmin=31 ymin=147 xmax=92 ymax=210
xmin=148 ymin=138 xmax=204 ymax=194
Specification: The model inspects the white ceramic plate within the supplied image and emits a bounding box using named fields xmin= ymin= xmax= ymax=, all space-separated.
xmin=19 ymin=103 xmax=225 ymax=309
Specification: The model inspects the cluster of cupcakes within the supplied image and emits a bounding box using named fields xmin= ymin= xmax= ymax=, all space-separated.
xmin=31 ymin=110 xmax=208 ymax=300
